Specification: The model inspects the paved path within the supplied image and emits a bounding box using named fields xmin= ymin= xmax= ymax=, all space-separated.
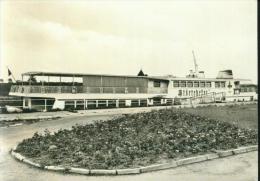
xmin=1 ymin=101 xmax=256 ymax=122
xmin=0 ymin=113 xmax=258 ymax=181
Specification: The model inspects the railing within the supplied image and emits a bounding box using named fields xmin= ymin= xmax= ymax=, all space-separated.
xmin=179 ymin=92 xmax=226 ymax=105
xmin=10 ymin=85 xmax=149 ymax=94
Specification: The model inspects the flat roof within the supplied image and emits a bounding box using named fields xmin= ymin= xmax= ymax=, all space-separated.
xmin=22 ymin=71 xmax=251 ymax=82
xmin=22 ymin=71 xmax=169 ymax=81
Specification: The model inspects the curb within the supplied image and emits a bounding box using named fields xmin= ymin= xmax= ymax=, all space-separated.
xmin=140 ymin=161 xmax=177 ymax=173
xmin=176 ymin=155 xmax=207 ymax=166
xmin=69 ymin=167 xmax=90 ymax=175
xmin=205 ymin=153 xmax=219 ymax=160
xmin=217 ymin=150 xmax=233 ymax=157
xmin=90 ymin=169 xmax=117 ymax=175
xmin=10 ymin=145 xmax=258 ymax=176
xmin=116 ymin=168 xmax=140 ymax=175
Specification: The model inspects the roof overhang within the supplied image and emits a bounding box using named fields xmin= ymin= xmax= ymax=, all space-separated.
xmin=21 ymin=71 xmax=169 ymax=82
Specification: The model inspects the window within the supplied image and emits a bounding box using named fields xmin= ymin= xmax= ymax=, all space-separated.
xmin=215 ymin=82 xmax=220 ymax=88
xmin=180 ymin=81 xmax=186 ymax=87
xmin=154 ymin=81 xmax=161 ymax=87
xmin=173 ymin=81 xmax=179 ymax=87
xmin=220 ymin=82 xmax=226 ymax=88
xmin=200 ymin=82 xmax=205 ymax=87
xmin=194 ymin=82 xmax=199 ymax=87
xmin=187 ymin=81 xmax=193 ymax=87
xmin=206 ymin=82 xmax=212 ymax=87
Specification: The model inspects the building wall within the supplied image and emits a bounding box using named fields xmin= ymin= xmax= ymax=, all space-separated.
xmin=82 ymin=75 xmax=149 ymax=93
xmin=82 ymin=75 xmax=168 ymax=94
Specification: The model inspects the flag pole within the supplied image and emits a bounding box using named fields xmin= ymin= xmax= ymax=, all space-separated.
xmin=6 ymin=66 xmax=16 ymax=82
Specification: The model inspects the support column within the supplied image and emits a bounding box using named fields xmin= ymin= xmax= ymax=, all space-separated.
xmin=116 ymin=100 xmax=119 ymax=108
xmin=85 ymin=100 xmax=88 ymax=109
xmin=23 ymin=98 xmax=25 ymax=108
xmin=84 ymin=99 xmax=86 ymax=110
xmin=44 ymin=99 xmax=47 ymax=111
xmin=28 ymin=98 xmax=32 ymax=109
xmin=74 ymin=100 xmax=77 ymax=109
xmin=96 ymin=100 xmax=98 ymax=108
xmin=106 ymin=100 xmax=109 ymax=107
xmin=138 ymin=99 xmax=141 ymax=106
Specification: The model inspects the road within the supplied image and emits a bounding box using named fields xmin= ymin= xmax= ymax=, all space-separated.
xmin=0 ymin=113 xmax=258 ymax=181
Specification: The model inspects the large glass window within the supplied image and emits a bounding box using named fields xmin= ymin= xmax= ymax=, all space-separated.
xmin=173 ymin=81 xmax=179 ymax=87
xmin=206 ymin=82 xmax=212 ymax=87
xmin=187 ymin=81 xmax=193 ymax=87
xmin=200 ymin=82 xmax=205 ymax=87
xmin=180 ymin=81 xmax=186 ymax=87
xmin=194 ymin=81 xmax=199 ymax=87
xmin=154 ymin=81 xmax=161 ymax=87
xmin=215 ymin=82 xmax=220 ymax=88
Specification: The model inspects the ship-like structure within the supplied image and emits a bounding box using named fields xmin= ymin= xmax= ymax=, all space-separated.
xmin=8 ymin=52 xmax=257 ymax=111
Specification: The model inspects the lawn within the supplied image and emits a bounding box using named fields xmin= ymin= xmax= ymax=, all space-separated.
xmin=182 ymin=104 xmax=258 ymax=130
xmin=15 ymin=104 xmax=258 ymax=170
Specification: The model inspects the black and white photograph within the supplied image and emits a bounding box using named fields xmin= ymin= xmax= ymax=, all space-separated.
xmin=0 ymin=0 xmax=257 ymax=181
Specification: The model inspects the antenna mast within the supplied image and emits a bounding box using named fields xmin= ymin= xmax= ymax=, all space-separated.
xmin=192 ymin=50 xmax=198 ymax=75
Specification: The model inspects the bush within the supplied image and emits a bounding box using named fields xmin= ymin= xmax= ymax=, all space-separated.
xmin=15 ymin=109 xmax=258 ymax=169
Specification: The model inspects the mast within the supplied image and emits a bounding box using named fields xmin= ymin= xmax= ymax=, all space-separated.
xmin=192 ymin=50 xmax=198 ymax=76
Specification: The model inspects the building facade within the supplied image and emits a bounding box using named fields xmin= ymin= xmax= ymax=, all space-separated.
xmin=9 ymin=70 xmax=257 ymax=111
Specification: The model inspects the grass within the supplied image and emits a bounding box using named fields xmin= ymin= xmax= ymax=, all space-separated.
xmin=182 ymin=104 xmax=258 ymax=130
xmin=15 ymin=104 xmax=258 ymax=170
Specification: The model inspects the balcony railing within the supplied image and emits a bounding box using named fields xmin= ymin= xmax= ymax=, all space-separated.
xmin=10 ymin=85 xmax=148 ymax=94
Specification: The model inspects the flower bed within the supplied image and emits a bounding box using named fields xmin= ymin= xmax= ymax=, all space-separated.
xmin=15 ymin=109 xmax=257 ymax=169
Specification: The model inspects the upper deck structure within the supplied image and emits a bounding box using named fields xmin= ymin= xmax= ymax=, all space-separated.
xmin=9 ymin=72 xmax=170 ymax=110
xmin=9 ymin=70 xmax=257 ymax=111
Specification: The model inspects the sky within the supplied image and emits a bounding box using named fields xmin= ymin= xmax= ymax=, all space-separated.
xmin=0 ymin=0 xmax=257 ymax=83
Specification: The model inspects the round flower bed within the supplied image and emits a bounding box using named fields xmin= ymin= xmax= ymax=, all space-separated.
xmin=15 ymin=109 xmax=257 ymax=169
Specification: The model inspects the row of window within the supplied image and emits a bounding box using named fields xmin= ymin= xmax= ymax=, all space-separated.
xmin=178 ymin=89 xmax=208 ymax=97
xmin=173 ymin=81 xmax=226 ymax=88
xmin=240 ymin=87 xmax=256 ymax=93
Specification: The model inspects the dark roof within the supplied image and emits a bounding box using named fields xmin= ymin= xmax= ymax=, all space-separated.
xmin=137 ymin=69 xmax=145 ymax=76
xmin=22 ymin=71 xmax=169 ymax=81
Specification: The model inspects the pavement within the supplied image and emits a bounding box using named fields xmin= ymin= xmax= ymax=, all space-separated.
xmin=0 ymin=111 xmax=258 ymax=181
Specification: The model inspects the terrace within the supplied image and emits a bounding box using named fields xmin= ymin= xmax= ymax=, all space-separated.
xmin=10 ymin=85 xmax=147 ymax=94
xmin=9 ymin=71 xmax=168 ymax=95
